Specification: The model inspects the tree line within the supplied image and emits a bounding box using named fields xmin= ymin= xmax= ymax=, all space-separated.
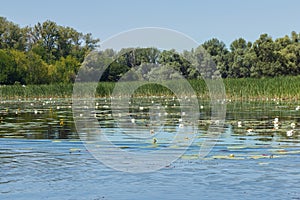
xmin=1 ymin=17 xmax=300 ymax=84
xmin=81 ymin=32 xmax=300 ymax=82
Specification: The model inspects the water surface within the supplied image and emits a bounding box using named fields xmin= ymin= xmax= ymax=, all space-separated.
xmin=1 ymin=98 xmax=300 ymax=199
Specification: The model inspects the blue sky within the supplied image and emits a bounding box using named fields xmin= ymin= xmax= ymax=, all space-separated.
xmin=1 ymin=0 xmax=300 ymax=47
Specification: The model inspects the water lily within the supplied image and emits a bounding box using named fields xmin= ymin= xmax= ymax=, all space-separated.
xmin=286 ymin=130 xmax=294 ymax=137
xmin=273 ymin=118 xmax=279 ymax=129
xmin=291 ymin=122 xmax=296 ymax=129
xmin=247 ymin=128 xmax=253 ymax=133
xmin=131 ymin=118 xmax=135 ymax=124
xmin=237 ymin=121 xmax=242 ymax=128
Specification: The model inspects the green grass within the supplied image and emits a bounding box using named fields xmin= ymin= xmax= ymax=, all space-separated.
xmin=1 ymin=76 xmax=300 ymax=101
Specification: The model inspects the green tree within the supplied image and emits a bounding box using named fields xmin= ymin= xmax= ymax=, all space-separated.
xmin=83 ymin=33 xmax=100 ymax=51
xmin=30 ymin=20 xmax=59 ymax=63
xmin=158 ymin=49 xmax=190 ymax=78
xmin=251 ymin=34 xmax=283 ymax=77
xmin=228 ymin=38 xmax=253 ymax=78
xmin=80 ymin=50 xmax=115 ymax=82
xmin=191 ymin=46 xmax=219 ymax=78
xmin=182 ymin=49 xmax=200 ymax=79
xmin=30 ymin=20 xmax=99 ymax=64
xmin=9 ymin=49 xmax=29 ymax=84
xmin=25 ymin=52 xmax=49 ymax=84
xmin=0 ymin=49 xmax=14 ymax=84
xmin=202 ymin=38 xmax=229 ymax=77
xmin=275 ymin=33 xmax=300 ymax=76
xmin=0 ymin=17 xmax=27 ymax=51
xmin=52 ymin=56 xmax=81 ymax=83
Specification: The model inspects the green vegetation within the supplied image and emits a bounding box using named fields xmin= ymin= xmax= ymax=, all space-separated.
xmin=1 ymin=17 xmax=300 ymax=102
xmin=1 ymin=17 xmax=300 ymax=86
xmin=0 ymin=83 xmax=73 ymax=99
xmin=2 ymin=77 xmax=300 ymax=101
xmin=0 ymin=17 xmax=99 ymax=85
xmin=224 ymin=76 xmax=300 ymax=100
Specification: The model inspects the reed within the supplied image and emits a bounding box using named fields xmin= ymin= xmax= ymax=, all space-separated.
xmin=224 ymin=76 xmax=300 ymax=101
xmin=1 ymin=77 xmax=300 ymax=101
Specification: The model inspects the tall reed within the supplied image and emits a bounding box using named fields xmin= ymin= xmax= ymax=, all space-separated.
xmin=1 ymin=76 xmax=300 ymax=101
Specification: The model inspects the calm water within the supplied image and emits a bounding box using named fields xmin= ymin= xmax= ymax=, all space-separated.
xmin=1 ymin=98 xmax=300 ymax=199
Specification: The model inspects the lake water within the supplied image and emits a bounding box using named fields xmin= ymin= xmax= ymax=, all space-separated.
xmin=1 ymin=98 xmax=300 ymax=199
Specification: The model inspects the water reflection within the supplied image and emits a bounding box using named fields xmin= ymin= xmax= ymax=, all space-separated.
xmin=0 ymin=99 xmax=76 ymax=139
xmin=1 ymin=98 xmax=300 ymax=144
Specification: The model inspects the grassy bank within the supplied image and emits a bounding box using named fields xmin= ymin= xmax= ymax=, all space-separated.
xmin=1 ymin=77 xmax=300 ymax=101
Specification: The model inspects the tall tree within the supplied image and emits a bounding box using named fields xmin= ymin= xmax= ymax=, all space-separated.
xmin=158 ymin=49 xmax=190 ymax=78
xmin=29 ymin=20 xmax=99 ymax=63
xmin=202 ymin=38 xmax=229 ymax=77
xmin=228 ymin=38 xmax=253 ymax=78
xmin=0 ymin=49 xmax=14 ymax=84
xmin=0 ymin=17 xmax=27 ymax=51
xmin=251 ymin=34 xmax=282 ymax=77
xmin=30 ymin=20 xmax=59 ymax=63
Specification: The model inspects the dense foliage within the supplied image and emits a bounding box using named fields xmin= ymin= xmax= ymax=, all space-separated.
xmin=0 ymin=17 xmax=99 ymax=84
xmin=1 ymin=17 xmax=300 ymax=85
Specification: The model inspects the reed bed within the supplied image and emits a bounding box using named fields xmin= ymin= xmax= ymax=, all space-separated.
xmin=1 ymin=77 xmax=300 ymax=101
xmin=224 ymin=76 xmax=300 ymax=101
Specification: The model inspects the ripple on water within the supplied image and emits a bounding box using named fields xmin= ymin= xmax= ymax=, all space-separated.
xmin=1 ymin=99 xmax=300 ymax=199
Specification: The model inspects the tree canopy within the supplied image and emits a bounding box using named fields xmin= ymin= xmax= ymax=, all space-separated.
xmin=0 ymin=17 xmax=99 ymax=84
xmin=1 ymin=17 xmax=300 ymax=85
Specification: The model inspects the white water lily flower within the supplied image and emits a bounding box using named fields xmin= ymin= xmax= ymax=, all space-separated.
xmin=291 ymin=122 xmax=296 ymax=129
xmin=287 ymin=130 xmax=294 ymax=137
xmin=237 ymin=121 xmax=242 ymax=128
xmin=131 ymin=118 xmax=135 ymax=124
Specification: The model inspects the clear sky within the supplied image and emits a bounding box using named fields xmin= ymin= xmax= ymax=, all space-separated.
xmin=1 ymin=0 xmax=300 ymax=47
